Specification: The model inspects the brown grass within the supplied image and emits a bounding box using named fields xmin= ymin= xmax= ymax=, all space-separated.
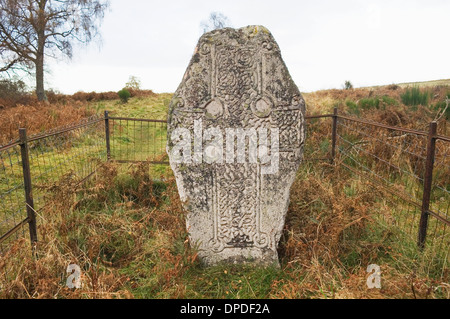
xmin=0 ymin=89 xmax=158 ymax=145
xmin=304 ymin=86 xmax=449 ymax=137
xmin=1 ymin=159 xmax=448 ymax=299
xmin=274 ymin=161 xmax=448 ymax=299
xmin=0 ymin=102 xmax=94 ymax=145
xmin=0 ymin=161 xmax=188 ymax=298
xmin=1 ymin=85 xmax=448 ymax=299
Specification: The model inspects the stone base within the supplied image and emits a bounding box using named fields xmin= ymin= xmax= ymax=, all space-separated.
xmin=197 ymin=247 xmax=280 ymax=267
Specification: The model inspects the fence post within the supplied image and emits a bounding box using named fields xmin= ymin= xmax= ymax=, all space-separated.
xmin=418 ymin=121 xmax=437 ymax=249
xmin=105 ymin=110 xmax=111 ymax=160
xmin=19 ymin=128 xmax=38 ymax=246
xmin=331 ymin=107 xmax=338 ymax=163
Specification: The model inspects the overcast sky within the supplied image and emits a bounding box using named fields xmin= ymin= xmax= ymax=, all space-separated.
xmin=44 ymin=0 xmax=450 ymax=94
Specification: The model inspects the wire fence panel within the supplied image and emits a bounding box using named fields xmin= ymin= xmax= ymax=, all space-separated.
xmin=336 ymin=115 xmax=449 ymax=278
xmin=108 ymin=115 xmax=333 ymax=164
xmin=0 ymin=143 xmax=28 ymax=252
xmin=108 ymin=117 xmax=168 ymax=164
xmin=28 ymin=116 xmax=106 ymax=212
xmin=431 ymin=138 xmax=450 ymax=224
xmin=303 ymin=115 xmax=333 ymax=162
xmin=426 ymin=137 xmax=450 ymax=277
xmin=337 ymin=117 xmax=427 ymax=204
xmin=0 ymin=116 xmax=107 ymax=254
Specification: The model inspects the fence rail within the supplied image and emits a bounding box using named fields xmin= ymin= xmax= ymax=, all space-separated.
xmin=333 ymin=109 xmax=449 ymax=267
xmin=0 ymin=115 xmax=106 ymax=250
xmin=1 ymin=109 xmax=448 ymax=277
xmin=106 ymin=112 xmax=168 ymax=165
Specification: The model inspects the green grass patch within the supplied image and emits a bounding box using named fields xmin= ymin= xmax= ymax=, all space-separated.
xmin=89 ymin=94 xmax=172 ymax=120
xmin=401 ymin=87 xmax=430 ymax=107
xmin=358 ymin=97 xmax=380 ymax=110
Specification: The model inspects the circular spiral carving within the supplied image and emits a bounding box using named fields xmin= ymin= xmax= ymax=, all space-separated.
xmin=185 ymin=77 xmax=208 ymax=107
xmin=199 ymin=42 xmax=211 ymax=55
xmin=253 ymin=233 xmax=270 ymax=248
xmin=236 ymin=49 xmax=254 ymax=68
xmin=209 ymin=238 xmax=225 ymax=253
xmin=251 ymin=96 xmax=273 ymax=118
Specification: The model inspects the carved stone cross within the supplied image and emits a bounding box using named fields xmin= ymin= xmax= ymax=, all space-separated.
xmin=167 ymin=26 xmax=305 ymax=266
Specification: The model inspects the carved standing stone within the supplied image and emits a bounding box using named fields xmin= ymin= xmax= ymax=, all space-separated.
xmin=167 ymin=26 xmax=305 ymax=266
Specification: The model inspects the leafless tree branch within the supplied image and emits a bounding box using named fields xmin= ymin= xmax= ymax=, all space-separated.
xmin=0 ymin=0 xmax=109 ymax=100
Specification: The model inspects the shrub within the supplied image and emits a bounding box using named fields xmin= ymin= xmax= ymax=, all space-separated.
xmin=346 ymin=100 xmax=359 ymax=115
xmin=387 ymin=84 xmax=399 ymax=90
xmin=344 ymin=80 xmax=353 ymax=90
xmin=358 ymin=97 xmax=380 ymax=110
xmin=0 ymin=78 xmax=32 ymax=107
xmin=401 ymin=87 xmax=430 ymax=106
xmin=381 ymin=95 xmax=398 ymax=106
xmin=71 ymin=91 xmax=120 ymax=102
xmin=346 ymin=96 xmax=397 ymax=115
xmin=118 ymin=88 xmax=131 ymax=103
xmin=0 ymin=78 xmax=27 ymax=94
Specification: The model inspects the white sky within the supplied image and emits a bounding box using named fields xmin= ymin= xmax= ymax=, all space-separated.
xmin=44 ymin=0 xmax=450 ymax=94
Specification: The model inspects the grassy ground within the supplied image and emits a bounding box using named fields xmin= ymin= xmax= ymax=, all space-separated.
xmin=367 ymin=79 xmax=450 ymax=90
xmin=89 ymin=93 xmax=173 ymax=120
xmin=0 ymin=86 xmax=449 ymax=299
xmin=0 ymin=94 xmax=172 ymax=237
xmin=1 ymin=159 xmax=447 ymax=298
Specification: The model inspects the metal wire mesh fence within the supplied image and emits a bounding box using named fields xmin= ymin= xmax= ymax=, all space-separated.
xmin=431 ymin=138 xmax=450 ymax=234
xmin=0 ymin=142 xmax=28 ymax=250
xmin=303 ymin=114 xmax=334 ymax=162
xmin=0 ymin=115 xmax=107 ymax=253
xmin=106 ymin=112 xmax=168 ymax=164
xmin=0 ymin=109 xmax=448 ymax=278
xmin=335 ymin=113 xmax=449 ymax=277
xmin=105 ymin=113 xmax=334 ymax=164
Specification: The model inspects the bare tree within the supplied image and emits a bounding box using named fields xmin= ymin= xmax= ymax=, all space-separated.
xmin=200 ymin=12 xmax=231 ymax=33
xmin=0 ymin=0 xmax=109 ymax=101
xmin=344 ymin=80 xmax=353 ymax=90
xmin=125 ymin=75 xmax=141 ymax=90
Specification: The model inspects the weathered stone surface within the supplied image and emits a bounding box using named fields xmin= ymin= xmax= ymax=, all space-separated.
xmin=167 ymin=26 xmax=305 ymax=266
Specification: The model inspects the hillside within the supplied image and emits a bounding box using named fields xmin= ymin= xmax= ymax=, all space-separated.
xmin=366 ymin=79 xmax=450 ymax=89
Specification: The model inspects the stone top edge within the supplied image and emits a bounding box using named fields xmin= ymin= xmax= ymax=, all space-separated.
xmin=201 ymin=25 xmax=272 ymax=38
